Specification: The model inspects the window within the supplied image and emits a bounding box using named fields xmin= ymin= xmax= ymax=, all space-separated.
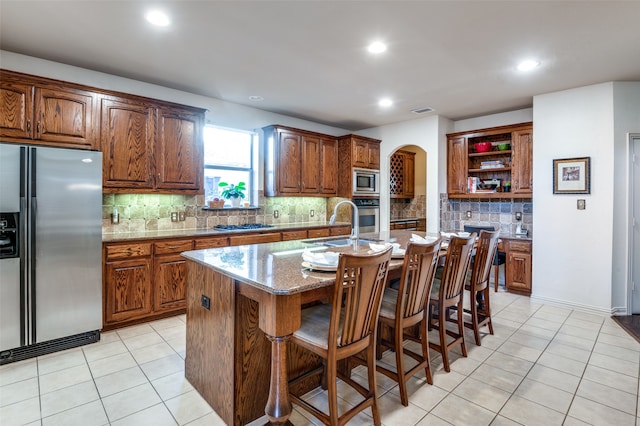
xmin=203 ymin=126 xmax=255 ymax=205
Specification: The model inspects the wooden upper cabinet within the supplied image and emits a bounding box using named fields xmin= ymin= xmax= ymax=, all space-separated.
xmin=511 ymin=128 xmax=533 ymax=195
xmin=320 ymin=138 xmax=338 ymax=194
xmin=0 ymin=71 xmax=96 ymax=149
xmin=351 ymin=137 xmax=380 ymax=169
xmin=100 ymin=95 xmax=205 ymax=194
xmin=446 ymin=136 xmax=468 ymax=195
xmin=446 ymin=122 xmax=533 ymax=199
xmin=301 ymin=134 xmax=321 ymax=193
xmin=263 ymin=125 xmax=338 ymax=197
xmin=390 ymin=150 xmax=415 ymax=199
xmin=101 ymin=97 xmax=155 ymax=190
xmin=155 ymin=106 xmax=203 ymax=191
xmin=336 ymin=134 xmax=382 ymax=197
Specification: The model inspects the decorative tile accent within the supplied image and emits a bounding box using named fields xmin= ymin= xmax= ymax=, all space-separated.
xmin=439 ymin=193 xmax=533 ymax=233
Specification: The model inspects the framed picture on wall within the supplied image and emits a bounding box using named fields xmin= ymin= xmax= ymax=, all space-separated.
xmin=553 ymin=157 xmax=591 ymax=194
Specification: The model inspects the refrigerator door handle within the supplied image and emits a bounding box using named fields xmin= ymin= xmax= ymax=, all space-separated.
xmin=28 ymin=149 xmax=37 ymax=343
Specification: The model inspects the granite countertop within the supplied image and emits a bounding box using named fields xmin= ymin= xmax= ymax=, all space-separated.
xmin=180 ymin=230 xmax=415 ymax=295
xmin=102 ymin=221 xmax=350 ymax=243
xmin=390 ymin=217 xmax=425 ymax=223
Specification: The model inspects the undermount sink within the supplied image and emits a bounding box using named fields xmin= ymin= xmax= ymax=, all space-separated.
xmin=304 ymin=237 xmax=379 ymax=247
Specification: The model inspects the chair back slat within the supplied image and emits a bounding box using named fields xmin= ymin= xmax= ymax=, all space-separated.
xmin=330 ymin=248 xmax=392 ymax=348
xmin=398 ymin=240 xmax=442 ymax=319
xmin=439 ymin=235 xmax=476 ymax=301
xmin=470 ymin=230 xmax=500 ymax=291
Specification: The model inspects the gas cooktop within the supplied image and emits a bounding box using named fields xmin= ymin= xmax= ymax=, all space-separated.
xmin=214 ymin=224 xmax=274 ymax=231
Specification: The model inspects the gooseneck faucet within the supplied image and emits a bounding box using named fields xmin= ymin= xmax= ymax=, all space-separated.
xmin=329 ymin=200 xmax=359 ymax=243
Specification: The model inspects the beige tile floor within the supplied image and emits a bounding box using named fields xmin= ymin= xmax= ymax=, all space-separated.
xmin=1 ymin=289 xmax=639 ymax=426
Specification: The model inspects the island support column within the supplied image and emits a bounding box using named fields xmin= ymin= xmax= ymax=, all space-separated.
xmin=258 ymin=292 xmax=301 ymax=425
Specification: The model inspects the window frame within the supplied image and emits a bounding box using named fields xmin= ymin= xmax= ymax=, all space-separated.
xmin=203 ymin=125 xmax=256 ymax=204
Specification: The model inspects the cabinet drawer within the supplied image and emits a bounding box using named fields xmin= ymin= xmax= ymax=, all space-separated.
xmin=229 ymin=232 xmax=282 ymax=246
xmin=282 ymin=230 xmax=308 ymax=241
xmin=308 ymin=228 xmax=330 ymax=238
xmin=194 ymin=236 xmax=229 ymax=249
xmin=330 ymin=226 xmax=351 ymax=236
xmin=154 ymin=239 xmax=193 ymax=255
xmin=507 ymin=240 xmax=531 ymax=253
xmin=105 ymin=243 xmax=152 ymax=259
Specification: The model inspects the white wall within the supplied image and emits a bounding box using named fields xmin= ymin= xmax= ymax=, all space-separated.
xmin=532 ymin=83 xmax=616 ymax=313
xmin=454 ymin=108 xmax=533 ymax=133
xmin=358 ymin=116 xmax=442 ymax=232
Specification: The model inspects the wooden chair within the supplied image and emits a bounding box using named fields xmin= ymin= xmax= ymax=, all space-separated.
xmin=288 ymin=247 xmax=392 ymax=426
xmin=463 ymin=229 xmax=499 ymax=345
xmin=428 ymin=234 xmax=476 ymax=372
xmin=375 ymin=240 xmax=442 ymax=406
xmin=463 ymin=225 xmax=506 ymax=291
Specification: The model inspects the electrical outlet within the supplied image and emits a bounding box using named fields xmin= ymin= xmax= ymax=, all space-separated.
xmin=515 ymin=212 xmax=522 ymax=221
xmin=466 ymin=210 xmax=472 ymax=219
xmin=273 ymin=210 xmax=279 ymax=219
xmin=171 ymin=212 xmax=178 ymax=222
xmin=577 ymin=199 xmax=586 ymax=210
xmin=310 ymin=209 xmax=315 ymax=217
xmin=201 ymin=295 xmax=210 ymax=310
xmin=178 ymin=211 xmax=186 ymax=221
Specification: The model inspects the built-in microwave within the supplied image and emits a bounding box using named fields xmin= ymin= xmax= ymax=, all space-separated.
xmin=352 ymin=168 xmax=380 ymax=196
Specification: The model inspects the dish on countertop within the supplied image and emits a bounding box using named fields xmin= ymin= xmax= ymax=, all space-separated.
xmin=301 ymin=261 xmax=337 ymax=272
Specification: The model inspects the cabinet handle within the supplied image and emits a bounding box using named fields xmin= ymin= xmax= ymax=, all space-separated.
xmin=27 ymin=120 xmax=31 ymax=133
xmin=36 ymin=121 xmax=41 ymax=136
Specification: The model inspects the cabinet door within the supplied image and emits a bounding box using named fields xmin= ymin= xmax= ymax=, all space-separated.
xmin=104 ymin=258 xmax=152 ymax=323
xmin=0 ymin=81 xmax=33 ymax=140
xmin=447 ymin=136 xmax=468 ymax=195
xmin=35 ymin=86 xmax=95 ymax=148
xmin=505 ymin=240 xmax=532 ymax=294
xmin=155 ymin=106 xmax=203 ymax=190
xmin=320 ymin=138 xmax=338 ymax=194
xmin=277 ymin=131 xmax=302 ymax=193
xmin=101 ymin=97 xmax=155 ymax=189
xmin=511 ymin=129 xmax=533 ymax=195
xmin=154 ymin=253 xmax=188 ymax=312
xmin=404 ymin=153 xmax=415 ymax=198
xmin=301 ymin=134 xmax=321 ymax=193
xmin=352 ymin=139 xmax=369 ymax=168
xmin=367 ymin=141 xmax=380 ymax=169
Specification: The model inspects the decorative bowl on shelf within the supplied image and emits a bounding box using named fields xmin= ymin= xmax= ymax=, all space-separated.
xmin=474 ymin=142 xmax=492 ymax=153
xmin=497 ymin=143 xmax=511 ymax=151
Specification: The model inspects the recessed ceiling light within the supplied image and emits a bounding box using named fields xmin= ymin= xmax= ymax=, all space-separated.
xmin=248 ymin=95 xmax=264 ymax=101
xmin=517 ymin=60 xmax=540 ymax=72
xmin=379 ymin=98 xmax=393 ymax=107
xmin=367 ymin=41 xmax=387 ymax=54
xmin=146 ymin=10 xmax=170 ymax=27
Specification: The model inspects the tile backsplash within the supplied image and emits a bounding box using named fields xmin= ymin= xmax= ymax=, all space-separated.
xmin=102 ymin=193 xmax=330 ymax=233
xmin=390 ymin=195 xmax=426 ymax=220
xmin=439 ymin=193 xmax=533 ymax=234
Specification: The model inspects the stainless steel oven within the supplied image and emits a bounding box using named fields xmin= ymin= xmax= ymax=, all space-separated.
xmin=353 ymin=198 xmax=379 ymax=234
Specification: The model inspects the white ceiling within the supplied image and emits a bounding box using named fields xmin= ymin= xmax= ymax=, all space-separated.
xmin=2 ymin=1 xmax=639 ymax=131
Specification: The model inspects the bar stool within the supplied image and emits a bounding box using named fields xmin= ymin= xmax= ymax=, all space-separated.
xmin=463 ymin=225 xmax=506 ymax=291
xmin=375 ymin=239 xmax=442 ymax=406
xmin=463 ymin=229 xmax=499 ymax=345
xmin=288 ymin=247 xmax=392 ymax=426
xmin=428 ymin=234 xmax=476 ymax=372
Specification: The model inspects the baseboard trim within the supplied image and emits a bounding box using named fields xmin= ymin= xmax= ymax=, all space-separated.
xmin=530 ymin=295 xmax=617 ymax=316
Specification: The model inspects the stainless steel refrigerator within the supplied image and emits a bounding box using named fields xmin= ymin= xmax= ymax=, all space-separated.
xmin=0 ymin=144 xmax=102 ymax=364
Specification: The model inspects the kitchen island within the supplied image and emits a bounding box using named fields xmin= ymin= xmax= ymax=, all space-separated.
xmin=181 ymin=231 xmax=413 ymax=425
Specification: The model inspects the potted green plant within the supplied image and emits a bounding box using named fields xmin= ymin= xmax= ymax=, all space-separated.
xmin=218 ymin=181 xmax=247 ymax=207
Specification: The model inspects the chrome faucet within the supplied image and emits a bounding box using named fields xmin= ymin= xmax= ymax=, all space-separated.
xmin=329 ymin=200 xmax=359 ymax=243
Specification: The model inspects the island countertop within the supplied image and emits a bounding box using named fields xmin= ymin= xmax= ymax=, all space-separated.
xmin=180 ymin=230 xmax=417 ymax=295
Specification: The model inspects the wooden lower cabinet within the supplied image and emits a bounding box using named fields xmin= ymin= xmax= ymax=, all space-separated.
xmin=104 ymin=243 xmax=153 ymax=326
xmin=103 ymin=225 xmax=348 ymax=329
xmin=504 ymin=239 xmax=532 ymax=295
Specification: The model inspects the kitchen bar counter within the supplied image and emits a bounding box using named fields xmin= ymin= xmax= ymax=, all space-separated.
xmin=181 ymin=230 xmax=413 ymax=425
xmin=102 ymin=221 xmax=349 ymax=242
